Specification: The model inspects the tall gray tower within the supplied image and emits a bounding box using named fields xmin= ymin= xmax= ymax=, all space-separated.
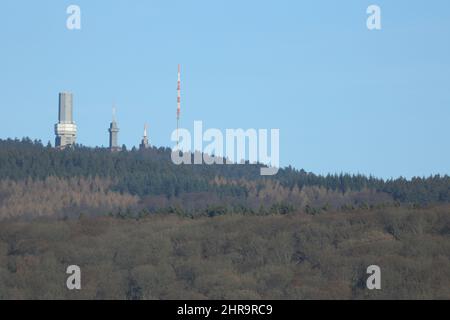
xmin=139 ymin=124 xmax=150 ymax=149
xmin=55 ymin=92 xmax=77 ymax=149
xmin=109 ymin=106 xmax=120 ymax=152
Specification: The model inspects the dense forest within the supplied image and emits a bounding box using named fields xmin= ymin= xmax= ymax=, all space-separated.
xmin=0 ymin=138 xmax=449 ymax=299
xmin=0 ymin=204 xmax=449 ymax=299
xmin=1 ymin=138 xmax=450 ymax=220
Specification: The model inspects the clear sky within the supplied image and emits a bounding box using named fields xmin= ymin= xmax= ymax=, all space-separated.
xmin=0 ymin=0 xmax=449 ymax=179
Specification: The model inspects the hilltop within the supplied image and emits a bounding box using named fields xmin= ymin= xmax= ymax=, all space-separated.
xmin=1 ymin=138 xmax=450 ymax=219
xmin=0 ymin=138 xmax=450 ymax=299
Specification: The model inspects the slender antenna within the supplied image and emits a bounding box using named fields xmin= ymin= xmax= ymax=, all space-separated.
xmin=112 ymin=104 xmax=116 ymax=122
xmin=177 ymin=64 xmax=181 ymax=147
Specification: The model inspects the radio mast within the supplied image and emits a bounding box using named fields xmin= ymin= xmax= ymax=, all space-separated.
xmin=177 ymin=64 xmax=181 ymax=147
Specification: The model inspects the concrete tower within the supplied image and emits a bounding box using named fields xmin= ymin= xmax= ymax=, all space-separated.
xmin=139 ymin=124 xmax=150 ymax=149
xmin=108 ymin=106 xmax=120 ymax=152
xmin=55 ymin=92 xmax=77 ymax=149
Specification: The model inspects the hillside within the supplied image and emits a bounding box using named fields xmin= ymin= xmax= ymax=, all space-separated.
xmin=1 ymin=138 xmax=450 ymax=220
xmin=0 ymin=138 xmax=450 ymax=299
xmin=0 ymin=204 xmax=449 ymax=299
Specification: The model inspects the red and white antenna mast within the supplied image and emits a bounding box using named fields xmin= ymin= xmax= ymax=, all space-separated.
xmin=177 ymin=64 xmax=181 ymax=146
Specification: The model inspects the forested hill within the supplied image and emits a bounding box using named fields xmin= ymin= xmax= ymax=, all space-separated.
xmin=1 ymin=138 xmax=450 ymax=218
xmin=1 ymin=139 xmax=449 ymax=298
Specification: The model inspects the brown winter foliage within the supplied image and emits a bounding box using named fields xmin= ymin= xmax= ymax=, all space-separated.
xmin=140 ymin=177 xmax=394 ymax=214
xmin=0 ymin=176 xmax=393 ymax=220
xmin=0 ymin=177 xmax=139 ymax=219
xmin=212 ymin=177 xmax=393 ymax=209
xmin=0 ymin=204 xmax=449 ymax=299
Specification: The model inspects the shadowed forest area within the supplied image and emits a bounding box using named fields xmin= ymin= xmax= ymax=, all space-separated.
xmin=0 ymin=139 xmax=449 ymax=299
xmin=0 ymin=205 xmax=449 ymax=299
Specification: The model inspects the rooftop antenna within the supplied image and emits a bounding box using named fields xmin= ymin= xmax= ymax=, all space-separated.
xmin=177 ymin=64 xmax=181 ymax=147
xmin=112 ymin=103 xmax=116 ymax=122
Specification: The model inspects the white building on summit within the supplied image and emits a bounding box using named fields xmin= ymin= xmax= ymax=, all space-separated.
xmin=55 ymin=92 xmax=77 ymax=149
xmin=140 ymin=124 xmax=150 ymax=149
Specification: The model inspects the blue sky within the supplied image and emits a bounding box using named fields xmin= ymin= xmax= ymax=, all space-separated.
xmin=0 ymin=0 xmax=449 ymax=178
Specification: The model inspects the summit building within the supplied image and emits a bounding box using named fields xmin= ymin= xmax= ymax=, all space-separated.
xmin=55 ymin=92 xmax=77 ymax=149
xmin=109 ymin=106 xmax=120 ymax=152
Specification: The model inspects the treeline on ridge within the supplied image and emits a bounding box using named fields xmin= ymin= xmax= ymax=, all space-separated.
xmin=1 ymin=138 xmax=450 ymax=219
